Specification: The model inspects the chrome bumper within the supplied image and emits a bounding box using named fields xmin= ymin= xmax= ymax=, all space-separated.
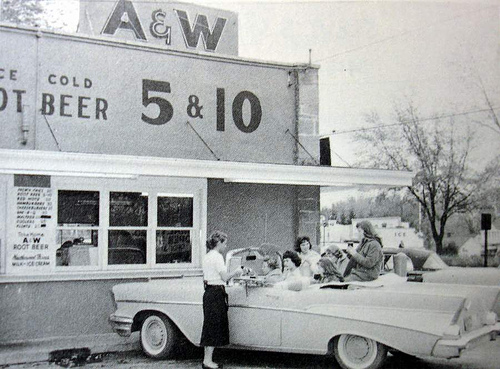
xmin=433 ymin=322 xmax=500 ymax=358
xmin=109 ymin=314 xmax=133 ymax=337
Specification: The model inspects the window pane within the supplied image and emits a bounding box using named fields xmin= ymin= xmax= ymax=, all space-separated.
xmin=157 ymin=196 xmax=193 ymax=227
xmin=58 ymin=190 xmax=99 ymax=226
xmin=110 ymin=192 xmax=148 ymax=226
xmin=108 ymin=230 xmax=147 ymax=265
xmin=56 ymin=230 xmax=99 ymax=267
xmin=156 ymin=230 xmax=191 ymax=263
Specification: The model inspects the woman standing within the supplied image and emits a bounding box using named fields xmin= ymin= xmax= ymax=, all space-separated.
xmin=201 ymin=231 xmax=244 ymax=369
xmin=344 ymin=221 xmax=383 ymax=282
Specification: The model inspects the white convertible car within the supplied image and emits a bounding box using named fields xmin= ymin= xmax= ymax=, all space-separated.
xmin=109 ymin=249 xmax=500 ymax=369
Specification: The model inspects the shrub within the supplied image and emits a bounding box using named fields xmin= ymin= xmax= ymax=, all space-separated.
xmin=441 ymin=241 xmax=459 ymax=256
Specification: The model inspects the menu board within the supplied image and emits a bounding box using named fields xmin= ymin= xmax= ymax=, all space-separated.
xmin=10 ymin=187 xmax=54 ymax=271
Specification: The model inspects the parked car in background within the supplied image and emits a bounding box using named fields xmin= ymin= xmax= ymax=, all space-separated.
xmin=382 ymin=247 xmax=448 ymax=276
xmin=383 ymin=247 xmax=500 ymax=286
xmin=109 ymin=248 xmax=500 ymax=369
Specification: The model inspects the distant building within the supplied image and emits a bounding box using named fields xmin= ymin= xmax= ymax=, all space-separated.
xmin=459 ymin=229 xmax=500 ymax=258
xmin=352 ymin=217 xmax=424 ymax=248
xmin=320 ymin=216 xmax=424 ymax=248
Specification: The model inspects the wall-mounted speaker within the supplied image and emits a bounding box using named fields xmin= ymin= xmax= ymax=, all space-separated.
xmin=319 ymin=137 xmax=331 ymax=166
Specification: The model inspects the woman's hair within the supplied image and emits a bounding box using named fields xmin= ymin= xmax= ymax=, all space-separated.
xmin=206 ymin=230 xmax=228 ymax=250
xmin=294 ymin=236 xmax=311 ymax=252
xmin=263 ymin=256 xmax=279 ymax=270
xmin=283 ymin=250 xmax=301 ymax=267
xmin=356 ymin=220 xmax=382 ymax=246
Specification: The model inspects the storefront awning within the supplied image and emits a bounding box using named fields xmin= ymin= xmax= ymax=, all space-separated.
xmin=0 ymin=149 xmax=413 ymax=187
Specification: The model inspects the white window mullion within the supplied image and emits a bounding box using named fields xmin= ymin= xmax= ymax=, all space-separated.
xmin=101 ymin=190 xmax=109 ymax=270
xmin=149 ymin=193 xmax=157 ymax=268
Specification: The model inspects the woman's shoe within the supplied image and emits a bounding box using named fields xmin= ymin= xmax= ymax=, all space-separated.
xmin=202 ymin=363 xmax=222 ymax=369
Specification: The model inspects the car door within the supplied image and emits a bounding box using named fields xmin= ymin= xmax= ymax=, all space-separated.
xmin=227 ymin=283 xmax=283 ymax=347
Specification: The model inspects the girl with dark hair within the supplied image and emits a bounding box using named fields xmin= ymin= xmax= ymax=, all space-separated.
xmin=294 ymin=236 xmax=320 ymax=277
xmin=200 ymin=231 xmax=244 ymax=369
xmin=344 ymin=220 xmax=383 ymax=282
xmin=281 ymin=250 xmax=303 ymax=280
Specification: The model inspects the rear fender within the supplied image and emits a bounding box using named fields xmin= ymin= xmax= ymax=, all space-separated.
xmin=324 ymin=323 xmax=439 ymax=357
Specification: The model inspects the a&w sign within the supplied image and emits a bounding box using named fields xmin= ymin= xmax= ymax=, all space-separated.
xmin=78 ymin=0 xmax=238 ymax=55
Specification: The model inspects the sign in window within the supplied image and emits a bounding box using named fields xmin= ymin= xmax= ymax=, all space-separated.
xmin=156 ymin=195 xmax=193 ymax=264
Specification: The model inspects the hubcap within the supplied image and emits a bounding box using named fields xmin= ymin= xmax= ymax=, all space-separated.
xmin=345 ymin=335 xmax=371 ymax=360
xmin=146 ymin=320 xmax=165 ymax=349
xmin=339 ymin=334 xmax=377 ymax=369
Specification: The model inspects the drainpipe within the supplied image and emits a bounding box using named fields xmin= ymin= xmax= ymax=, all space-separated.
xmin=292 ymin=69 xmax=300 ymax=165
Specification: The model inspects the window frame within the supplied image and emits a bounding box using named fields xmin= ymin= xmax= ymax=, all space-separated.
xmin=55 ymin=189 xmax=101 ymax=271
xmin=154 ymin=193 xmax=195 ymax=266
xmin=51 ymin=176 xmax=205 ymax=273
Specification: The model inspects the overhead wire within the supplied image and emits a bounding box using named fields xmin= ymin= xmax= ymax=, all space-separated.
xmin=312 ymin=4 xmax=497 ymax=64
xmin=329 ymin=107 xmax=500 ymax=136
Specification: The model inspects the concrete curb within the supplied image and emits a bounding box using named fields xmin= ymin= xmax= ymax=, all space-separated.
xmin=0 ymin=333 xmax=140 ymax=365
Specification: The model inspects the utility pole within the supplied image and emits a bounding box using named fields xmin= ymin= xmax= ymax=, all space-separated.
xmin=484 ymin=229 xmax=489 ymax=267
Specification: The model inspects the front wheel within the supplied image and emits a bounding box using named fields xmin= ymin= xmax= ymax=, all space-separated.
xmin=140 ymin=314 xmax=177 ymax=359
xmin=333 ymin=334 xmax=387 ymax=369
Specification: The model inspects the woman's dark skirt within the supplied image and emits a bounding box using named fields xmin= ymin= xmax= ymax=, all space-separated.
xmin=200 ymin=285 xmax=229 ymax=347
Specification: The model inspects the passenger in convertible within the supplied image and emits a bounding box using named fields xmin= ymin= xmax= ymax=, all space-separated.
xmin=282 ymin=250 xmax=302 ymax=280
xmin=261 ymin=256 xmax=283 ymax=284
xmin=313 ymin=257 xmax=344 ymax=283
xmin=344 ymin=220 xmax=383 ymax=282
xmin=275 ymin=250 xmax=310 ymax=291
xmin=294 ymin=236 xmax=321 ymax=277
xmin=323 ymin=244 xmax=349 ymax=276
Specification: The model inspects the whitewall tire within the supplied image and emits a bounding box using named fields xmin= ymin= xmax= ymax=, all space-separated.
xmin=140 ymin=314 xmax=177 ymax=359
xmin=333 ymin=334 xmax=387 ymax=369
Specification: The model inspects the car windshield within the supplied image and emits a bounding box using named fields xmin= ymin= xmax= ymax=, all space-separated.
xmin=422 ymin=252 xmax=448 ymax=270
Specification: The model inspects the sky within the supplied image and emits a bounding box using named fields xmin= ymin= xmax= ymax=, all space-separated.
xmin=198 ymin=0 xmax=499 ymax=164
xmin=27 ymin=0 xmax=500 ymax=202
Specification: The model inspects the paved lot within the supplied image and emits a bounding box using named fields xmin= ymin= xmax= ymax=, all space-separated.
xmin=3 ymin=337 xmax=500 ymax=369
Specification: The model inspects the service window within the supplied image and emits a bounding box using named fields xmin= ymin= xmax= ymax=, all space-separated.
xmin=108 ymin=192 xmax=148 ymax=265
xmin=56 ymin=190 xmax=99 ymax=268
xmin=156 ymin=195 xmax=193 ymax=264
xmin=6 ymin=175 xmax=206 ymax=275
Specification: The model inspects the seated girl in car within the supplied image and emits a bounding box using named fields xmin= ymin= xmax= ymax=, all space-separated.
xmin=313 ymin=257 xmax=344 ymax=283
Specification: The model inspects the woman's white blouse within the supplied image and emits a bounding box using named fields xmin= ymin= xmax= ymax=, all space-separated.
xmin=299 ymin=250 xmax=321 ymax=276
xmin=203 ymin=250 xmax=226 ymax=285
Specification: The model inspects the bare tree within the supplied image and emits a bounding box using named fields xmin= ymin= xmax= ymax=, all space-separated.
xmin=357 ymin=101 xmax=499 ymax=254
xmin=1 ymin=0 xmax=46 ymax=27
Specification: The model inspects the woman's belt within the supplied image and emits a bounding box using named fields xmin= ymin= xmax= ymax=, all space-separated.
xmin=204 ymin=280 xmax=225 ymax=290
